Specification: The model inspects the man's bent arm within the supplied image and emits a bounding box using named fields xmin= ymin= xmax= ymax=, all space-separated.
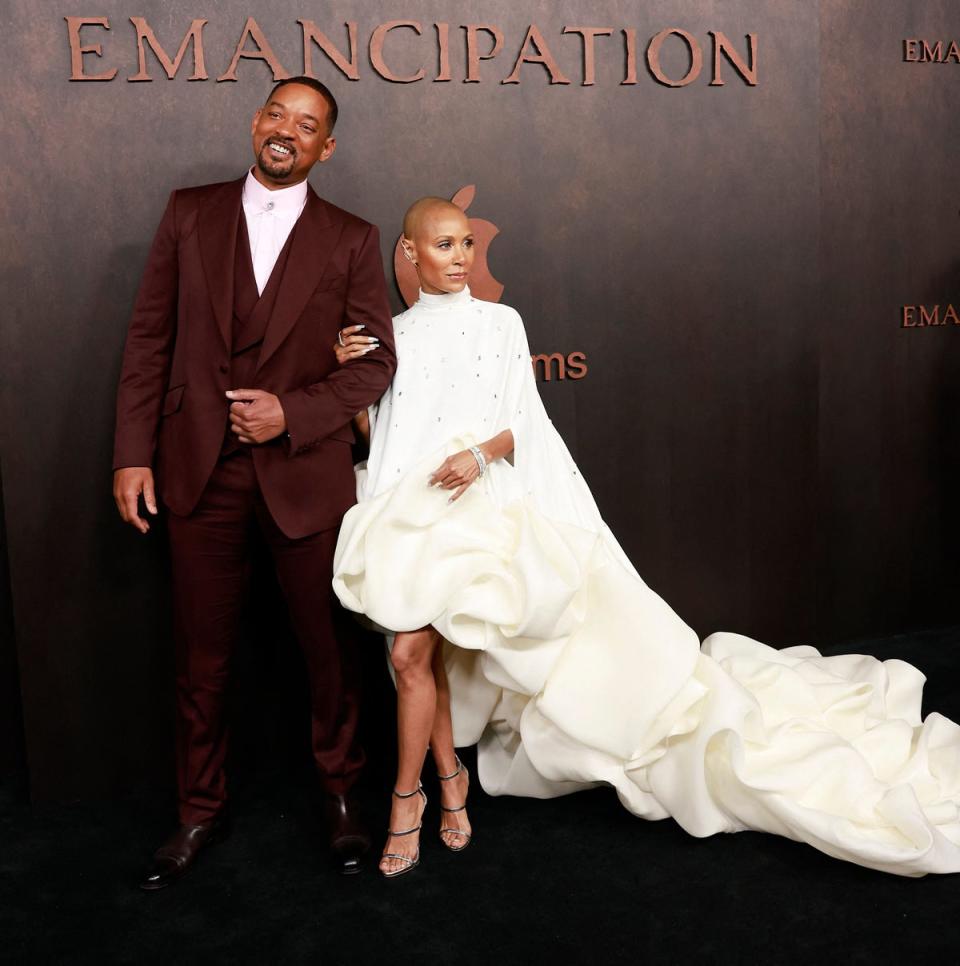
xmin=280 ymin=224 xmax=397 ymax=456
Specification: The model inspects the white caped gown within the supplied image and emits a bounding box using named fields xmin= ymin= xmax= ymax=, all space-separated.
xmin=332 ymin=287 xmax=960 ymax=876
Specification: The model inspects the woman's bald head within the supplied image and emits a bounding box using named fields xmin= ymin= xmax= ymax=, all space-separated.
xmin=402 ymin=197 xmax=468 ymax=241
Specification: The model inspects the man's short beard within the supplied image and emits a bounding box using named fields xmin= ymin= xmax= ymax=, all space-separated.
xmin=256 ymin=146 xmax=295 ymax=180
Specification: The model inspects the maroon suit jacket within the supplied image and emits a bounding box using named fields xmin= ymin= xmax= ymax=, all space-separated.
xmin=113 ymin=177 xmax=397 ymax=537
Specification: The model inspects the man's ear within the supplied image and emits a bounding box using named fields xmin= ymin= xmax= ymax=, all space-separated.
xmin=251 ymin=108 xmax=262 ymax=137
xmin=319 ymin=136 xmax=337 ymax=163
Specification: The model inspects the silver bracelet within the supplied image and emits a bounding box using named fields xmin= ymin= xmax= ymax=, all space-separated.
xmin=468 ymin=445 xmax=487 ymax=478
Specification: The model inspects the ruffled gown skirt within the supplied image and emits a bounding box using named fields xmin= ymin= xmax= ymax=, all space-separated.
xmin=333 ymin=445 xmax=960 ymax=877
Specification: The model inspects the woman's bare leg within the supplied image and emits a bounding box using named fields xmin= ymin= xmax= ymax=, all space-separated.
xmin=381 ymin=627 xmax=439 ymax=874
xmin=430 ymin=643 xmax=472 ymax=848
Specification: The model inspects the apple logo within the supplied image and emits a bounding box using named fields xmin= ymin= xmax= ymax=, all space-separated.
xmin=394 ymin=185 xmax=504 ymax=307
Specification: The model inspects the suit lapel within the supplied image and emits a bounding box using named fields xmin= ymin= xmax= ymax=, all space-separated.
xmin=256 ymin=187 xmax=341 ymax=374
xmin=198 ymin=177 xmax=245 ymax=352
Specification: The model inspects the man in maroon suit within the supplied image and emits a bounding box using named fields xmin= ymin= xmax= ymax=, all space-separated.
xmin=112 ymin=77 xmax=396 ymax=887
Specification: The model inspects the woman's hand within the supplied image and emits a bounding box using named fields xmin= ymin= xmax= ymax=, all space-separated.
xmin=429 ymin=449 xmax=483 ymax=503
xmin=428 ymin=431 xmax=513 ymax=503
xmin=334 ymin=324 xmax=379 ymax=365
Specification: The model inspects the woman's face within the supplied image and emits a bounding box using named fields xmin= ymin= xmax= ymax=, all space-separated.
xmin=404 ymin=210 xmax=475 ymax=295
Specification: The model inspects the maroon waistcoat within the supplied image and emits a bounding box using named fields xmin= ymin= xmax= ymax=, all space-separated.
xmin=222 ymin=216 xmax=296 ymax=454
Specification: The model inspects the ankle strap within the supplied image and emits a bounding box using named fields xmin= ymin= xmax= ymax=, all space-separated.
xmin=393 ymin=784 xmax=423 ymax=799
xmin=437 ymin=756 xmax=463 ymax=782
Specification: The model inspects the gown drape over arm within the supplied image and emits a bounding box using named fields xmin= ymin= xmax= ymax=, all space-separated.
xmin=333 ymin=288 xmax=960 ymax=877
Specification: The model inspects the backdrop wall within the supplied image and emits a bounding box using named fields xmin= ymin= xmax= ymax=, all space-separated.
xmin=819 ymin=0 xmax=960 ymax=639
xmin=0 ymin=1 xmax=957 ymax=803
xmin=0 ymin=459 xmax=25 ymax=784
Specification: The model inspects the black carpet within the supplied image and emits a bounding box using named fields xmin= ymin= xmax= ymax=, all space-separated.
xmin=3 ymin=626 xmax=960 ymax=965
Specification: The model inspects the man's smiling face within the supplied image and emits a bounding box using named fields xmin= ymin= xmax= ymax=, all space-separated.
xmin=250 ymin=83 xmax=336 ymax=188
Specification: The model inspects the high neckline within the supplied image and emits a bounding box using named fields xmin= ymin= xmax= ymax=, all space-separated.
xmin=415 ymin=285 xmax=473 ymax=311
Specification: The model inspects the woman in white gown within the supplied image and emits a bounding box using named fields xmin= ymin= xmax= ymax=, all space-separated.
xmin=332 ymin=197 xmax=960 ymax=878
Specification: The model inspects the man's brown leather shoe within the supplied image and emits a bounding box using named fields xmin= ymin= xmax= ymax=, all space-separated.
xmin=326 ymin=793 xmax=371 ymax=875
xmin=139 ymin=816 xmax=230 ymax=891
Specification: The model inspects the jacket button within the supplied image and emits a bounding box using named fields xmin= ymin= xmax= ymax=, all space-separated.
xmin=219 ymin=364 xmax=228 ymax=374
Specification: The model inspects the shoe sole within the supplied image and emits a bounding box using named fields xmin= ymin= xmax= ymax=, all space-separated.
xmin=381 ymin=859 xmax=420 ymax=879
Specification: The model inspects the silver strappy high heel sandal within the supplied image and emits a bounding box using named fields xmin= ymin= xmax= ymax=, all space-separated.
xmin=380 ymin=784 xmax=427 ymax=878
xmin=437 ymin=756 xmax=472 ymax=852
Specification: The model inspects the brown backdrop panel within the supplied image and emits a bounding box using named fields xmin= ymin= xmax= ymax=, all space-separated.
xmin=819 ymin=0 xmax=960 ymax=641
xmin=3 ymin=1 xmax=816 ymax=802
xmin=0 ymin=458 xmax=26 ymax=785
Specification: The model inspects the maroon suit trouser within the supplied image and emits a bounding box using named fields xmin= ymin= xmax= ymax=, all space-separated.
xmin=166 ymin=448 xmax=362 ymax=825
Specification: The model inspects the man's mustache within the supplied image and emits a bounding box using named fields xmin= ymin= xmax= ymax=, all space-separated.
xmin=262 ymin=138 xmax=296 ymax=158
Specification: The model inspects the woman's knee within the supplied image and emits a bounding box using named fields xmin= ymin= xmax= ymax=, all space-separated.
xmin=391 ymin=634 xmax=433 ymax=679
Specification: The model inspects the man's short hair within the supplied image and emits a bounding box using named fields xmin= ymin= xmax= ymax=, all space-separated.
xmin=266 ymin=76 xmax=339 ymax=133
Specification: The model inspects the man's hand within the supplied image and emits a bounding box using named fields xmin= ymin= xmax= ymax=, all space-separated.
xmin=225 ymin=389 xmax=287 ymax=444
xmin=113 ymin=467 xmax=157 ymax=534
